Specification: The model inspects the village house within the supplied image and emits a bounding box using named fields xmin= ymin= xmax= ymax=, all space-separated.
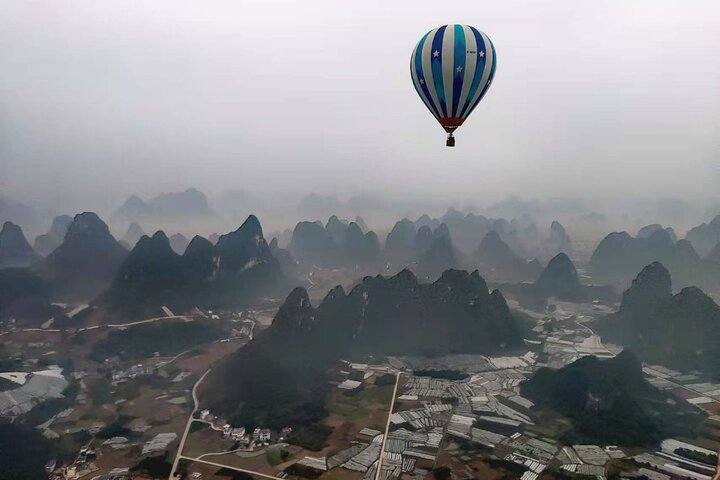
xmin=253 ymin=427 xmax=271 ymax=442
xmin=224 ymin=426 xmax=246 ymax=441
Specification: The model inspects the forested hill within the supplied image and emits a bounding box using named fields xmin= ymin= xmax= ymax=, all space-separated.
xmin=200 ymin=268 xmax=523 ymax=429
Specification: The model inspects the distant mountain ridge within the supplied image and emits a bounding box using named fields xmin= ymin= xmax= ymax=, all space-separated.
xmin=637 ymin=223 xmax=677 ymax=242
xmin=33 ymin=215 xmax=72 ymax=257
xmin=589 ymin=228 xmax=719 ymax=291
xmin=123 ymin=222 xmax=145 ymax=247
xmin=287 ymin=213 xmax=577 ymax=284
xmin=111 ymin=188 xmax=214 ymax=224
xmin=99 ymin=215 xmax=287 ymax=317
xmin=0 ymin=197 xmax=40 ymax=233
xmin=289 ymin=216 xmax=381 ymax=270
xmin=686 ymin=215 xmax=720 ymax=257
xmin=384 ymin=220 xmax=461 ymax=278
xmin=407 ymin=209 xmax=572 ymax=261
xmin=474 ymin=231 xmax=542 ymax=283
xmin=168 ymin=233 xmax=189 ymax=254
xmin=416 ymin=234 xmax=459 ymax=280
xmin=0 ymin=221 xmax=40 ymax=268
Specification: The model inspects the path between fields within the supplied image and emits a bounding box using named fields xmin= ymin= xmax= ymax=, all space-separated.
xmin=176 ymin=456 xmax=282 ymax=480
xmin=169 ymin=368 xmax=211 ymax=479
xmin=374 ymin=371 xmax=402 ymax=480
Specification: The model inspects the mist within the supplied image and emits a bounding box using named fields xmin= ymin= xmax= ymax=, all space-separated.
xmin=1 ymin=0 xmax=720 ymax=234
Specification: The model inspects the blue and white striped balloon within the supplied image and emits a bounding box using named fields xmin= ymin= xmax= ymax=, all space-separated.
xmin=411 ymin=24 xmax=497 ymax=146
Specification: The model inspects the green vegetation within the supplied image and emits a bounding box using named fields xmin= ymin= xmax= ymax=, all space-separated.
xmin=486 ymin=459 xmax=529 ymax=475
xmin=287 ymin=463 xmax=323 ymax=479
xmin=187 ymin=347 xmax=207 ymax=357
xmin=96 ymin=419 xmax=134 ymax=438
xmin=113 ymin=378 xmax=143 ymax=400
xmin=62 ymin=380 xmax=80 ymax=399
xmin=342 ymin=384 xmax=365 ymax=397
xmin=131 ymin=452 xmax=172 ymax=478
xmin=328 ymin=393 xmax=372 ymax=421
xmin=374 ymin=374 xmax=396 ymax=386
xmin=36 ymin=357 xmax=53 ymax=367
xmin=49 ymin=431 xmax=93 ymax=464
xmin=86 ymin=377 xmax=112 ymax=406
xmin=364 ymin=385 xmax=395 ymax=405
xmin=0 ymin=357 xmax=22 ymax=372
xmin=674 ymin=448 xmax=718 ymax=465
xmin=0 ymin=377 xmax=18 ymax=392
xmin=521 ymin=351 xmax=704 ymax=446
xmin=215 ymin=468 xmax=255 ymax=480
xmin=433 ymin=466 xmax=452 ymax=480
xmin=453 ymin=436 xmax=492 ymax=454
xmin=348 ymin=370 xmax=365 ymax=381
xmin=88 ymin=320 xmax=225 ymax=361
xmin=24 ymin=397 xmax=73 ymax=426
xmin=0 ymin=424 xmax=49 ymax=480
xmin=189 ymin=421 xmax=208 ymax=433
xmin=414 ymin=369 xmax=469 ymax=380
xmin=288 ymin=423 xmax=333 ymax=451
xmin=0 ymin=268 xmax=53 ymax=327
xmin=266 ymin=448 xmax=292 ymax=466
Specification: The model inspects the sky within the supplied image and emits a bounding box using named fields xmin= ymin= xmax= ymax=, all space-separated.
xmin=1 ymin=0 xmax=719 ymax=214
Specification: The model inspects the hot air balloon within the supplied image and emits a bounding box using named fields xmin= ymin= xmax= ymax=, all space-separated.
xmin=411 ymin=25 xmax=497 ymax=147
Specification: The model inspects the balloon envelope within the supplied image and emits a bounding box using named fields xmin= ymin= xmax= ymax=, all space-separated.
xmin=410 ymin=24 xmax=497 ymax=136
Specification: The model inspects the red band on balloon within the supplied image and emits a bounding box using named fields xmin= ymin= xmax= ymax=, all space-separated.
xmin=439 ymin=117 xmax=465 ymax=133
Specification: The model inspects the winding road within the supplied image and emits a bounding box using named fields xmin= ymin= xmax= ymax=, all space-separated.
xmin=78 ymin=315 xmax=191 ymax=332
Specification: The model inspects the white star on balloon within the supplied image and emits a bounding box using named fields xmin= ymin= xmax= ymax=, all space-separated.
xmin=433 ymin=50 xmax=439 ymax=58
xmin=479 ymin=51 xmax=485 ymax=57
xmin=419 ymin=78 xmax=425 ymax=84
xmin=456 ymin=65 xmax=463 ymax=73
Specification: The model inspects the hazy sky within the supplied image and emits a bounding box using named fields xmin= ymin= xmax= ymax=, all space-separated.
xmin=1 ymin=0 xmax=719 ymax=212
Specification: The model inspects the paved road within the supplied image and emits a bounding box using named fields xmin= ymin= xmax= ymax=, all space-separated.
xmin=374 ymin=371 xmax=402 ymax=480
xmin=169 ymin=368 xmax=211 ymax=480
xmin=157 ymin=349 xmax=193 ymax=369
xmin=79 ymin=315 xmax=190 ymax=332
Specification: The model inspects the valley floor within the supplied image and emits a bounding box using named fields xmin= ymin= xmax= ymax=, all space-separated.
xmin=2 ymin=297 xmax=720 ymax=480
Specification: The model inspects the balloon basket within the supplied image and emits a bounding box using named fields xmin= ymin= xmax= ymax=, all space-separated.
xmin=446 ymin=134 xmax=455 ymax=147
